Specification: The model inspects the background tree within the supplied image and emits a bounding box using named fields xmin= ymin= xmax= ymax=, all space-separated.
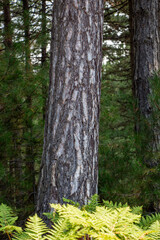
xmin=129 ymin=0 xmax=160 ymax=210
xmin=37 ymin=0 xmax=104 ymax=216
xmin=99 ymin=0 xmax=159 ymax=212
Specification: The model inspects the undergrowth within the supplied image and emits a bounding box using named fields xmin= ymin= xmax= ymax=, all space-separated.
xmin=1 ymin=195 xmax=160 ymax=240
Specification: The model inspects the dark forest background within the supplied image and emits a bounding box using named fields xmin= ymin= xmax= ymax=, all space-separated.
xmin=0 ymin=0 xmax=159 ymax=223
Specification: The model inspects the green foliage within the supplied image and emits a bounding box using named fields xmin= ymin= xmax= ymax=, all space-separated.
xmin=150 ymin=73 xmax=160 ymax=114
xmin=0 ymin=0 xmax=50 ymax=220
xmin=13 ymin=214 xmax=48 ymax=240
xmin=84 ymin=194 xmax=100 ymax=212
xmin=2 ymin=198 xmax=160 ymax=240
xmin=0 ymin=204 xmax=22 ymax=238
xmin=62 ymin=198 xmax=80 ymax=208
xmin=147 ymin=221 xmax=160 ymax=240
xmin=103 ymin=200 xmax=142 ymax=215
xmin=49 ymin=203 xmax=145 ymax=240
xmin=140 ymin=213 xmax=160 ymax=230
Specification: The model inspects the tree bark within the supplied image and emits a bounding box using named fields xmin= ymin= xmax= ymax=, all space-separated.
xmin=130 ymin=0 xmax=160 ymax=166
xmin=3 ymin=0 xmax=12 ymax=49
xmin=130 ymin=0 xmax=160 ymax=211
xmin=22 ymin=0 xmax=35 ymax=205
xmin=41 ymin=0 xmax=48 ymax=121
xmin=37 ymin=0 xmax=104 ymax=216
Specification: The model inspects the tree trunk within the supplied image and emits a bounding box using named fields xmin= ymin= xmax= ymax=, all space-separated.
xmin=130 ymin=0 xmax=160 ymax=211
xmin=22 ymin=0 xmax=35 ymax=205
xmin=37 ymin=0 xmax=104 ymax=216
xmin=3 ymin=0 xmax=12 ymax=49
xmin=41 ymin=0 xmax=48 ymax=121
xmin=130 ymin=0 xmax=160 ymax=166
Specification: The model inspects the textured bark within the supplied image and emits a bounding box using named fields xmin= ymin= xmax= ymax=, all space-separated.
xmin=3 ymin=0 xmax=12 ymax=49
xmin=23 ymin=0 xmax=31 ymax=72
xmin=41 ymin=0 xmax=47 ymax=67
xmin=37 ymin=0 xmax=104 ymax=216
xmin=130 ymin=0 xmax=160 ymax=167
xmin=22 ymin=0 xmax=35 ymax=204
xmin=41 ymin=0 xmax=48 ymax=121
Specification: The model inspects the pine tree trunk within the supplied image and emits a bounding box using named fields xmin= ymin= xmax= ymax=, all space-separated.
xmin=130 ymin=0 xmax=160 ymax=166
xmin=37 ymin=0 xmax=104 ymax=216
xmin=3 ymin=0 xmax=12 ymax=49
xmin=130 ymin=0 xmax=160 ymax=211
xmin=22 ymin=0 xmax=35 ymax=205
xmin=41 ymin=0 xmax=47 ymax=121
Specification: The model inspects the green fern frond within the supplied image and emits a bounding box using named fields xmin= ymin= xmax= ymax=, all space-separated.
xmin=62 ymin=198 xmax=80 ymax=208
xmin=85 ymin=194 xmax=99 ymax=212
xmin=103 ymin=200 xmax=128 ymax=209
xmin=0 ymin=225 xmax=22 ymax=234
xmin=131 ymin=206 xmax=143 ymax=215
xmin=24 ymin=214 xmax=48 ymax=240
xmin=0 ymin=203 xmax=22 ymax=238
xmin=0 ymin=204 xmax=18 ymax=227
xmin=103 ymin=200 xmax=142 ymax=215
xmin=140 ymin=213 xmax=160 ymax=230
xmin=12 ymin=232 xmax=32 ymax=240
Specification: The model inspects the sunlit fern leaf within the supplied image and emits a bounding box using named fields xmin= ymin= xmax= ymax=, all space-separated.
xmin=49 ymin=203 xmax=146 ymax=240
xmin=46 ymin=218 xmax=78 ymax=240
xmin=24 ymin=214 xmax=49 ymax=240
xmin=50 ymin=203 xmax=90 ymax=226
xmin=49 ymin=204 xmax=95 ymax=239
xmin=147 ymin=220 xmax=160 ymax=240
xmin=88 ymin=206 xmax=145 ymax=240
xmin=93 ymin=231 xmax=120 ymax=240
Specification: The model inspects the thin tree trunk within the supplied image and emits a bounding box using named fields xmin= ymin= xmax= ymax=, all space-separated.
xmin=37 ymin=0 xmax=104 ymax=216
xmin=2 ymin=0 xmax=15 ymax=203
xmin=3 ymin=0 xmax=12 ymax=49
xmin=23 ymin=0 xmax=31 ymax=71
xmin=22 ymin=0 xmax=35 ymax=205
xmin=41 ymin=0 xmax=47 ymax=121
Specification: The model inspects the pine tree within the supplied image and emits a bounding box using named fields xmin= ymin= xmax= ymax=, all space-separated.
xmin=37 ymin=0 xmax=104 ymax=219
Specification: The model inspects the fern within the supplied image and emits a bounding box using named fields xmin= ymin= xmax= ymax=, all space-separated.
xmin=103 ymin=200 xmax=129 ymax=209
xmin=0 ymin=203 xmax=22 ymax=239
xmin=62 ymin=198 xmax=80 ymax=208
xmin=47 ymin=219 xmax=80 ymax=240
xmin=49 ymin=203 xmax=147 ymax=240
xmin=0 ymin=204 xmax=18 ymax=227
xmin=140 ymin=213 xmax=160 ymax=230
xmin=2 ymin=199 xmax=160 ymax=240
xmin=13 ymin=214 xmax=48 ymax=240
xmin=63 ymin=194 xmax=99 ymax=213
xmin=84 ymin=194 xmax=99 ymax=212
xmin=12 ymin=232 xmax=32 ymax=240
xmin=147 ymin=220 xmax=160 ymax=240
xmin=25 ymin=214 xmax=48 ymax=240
